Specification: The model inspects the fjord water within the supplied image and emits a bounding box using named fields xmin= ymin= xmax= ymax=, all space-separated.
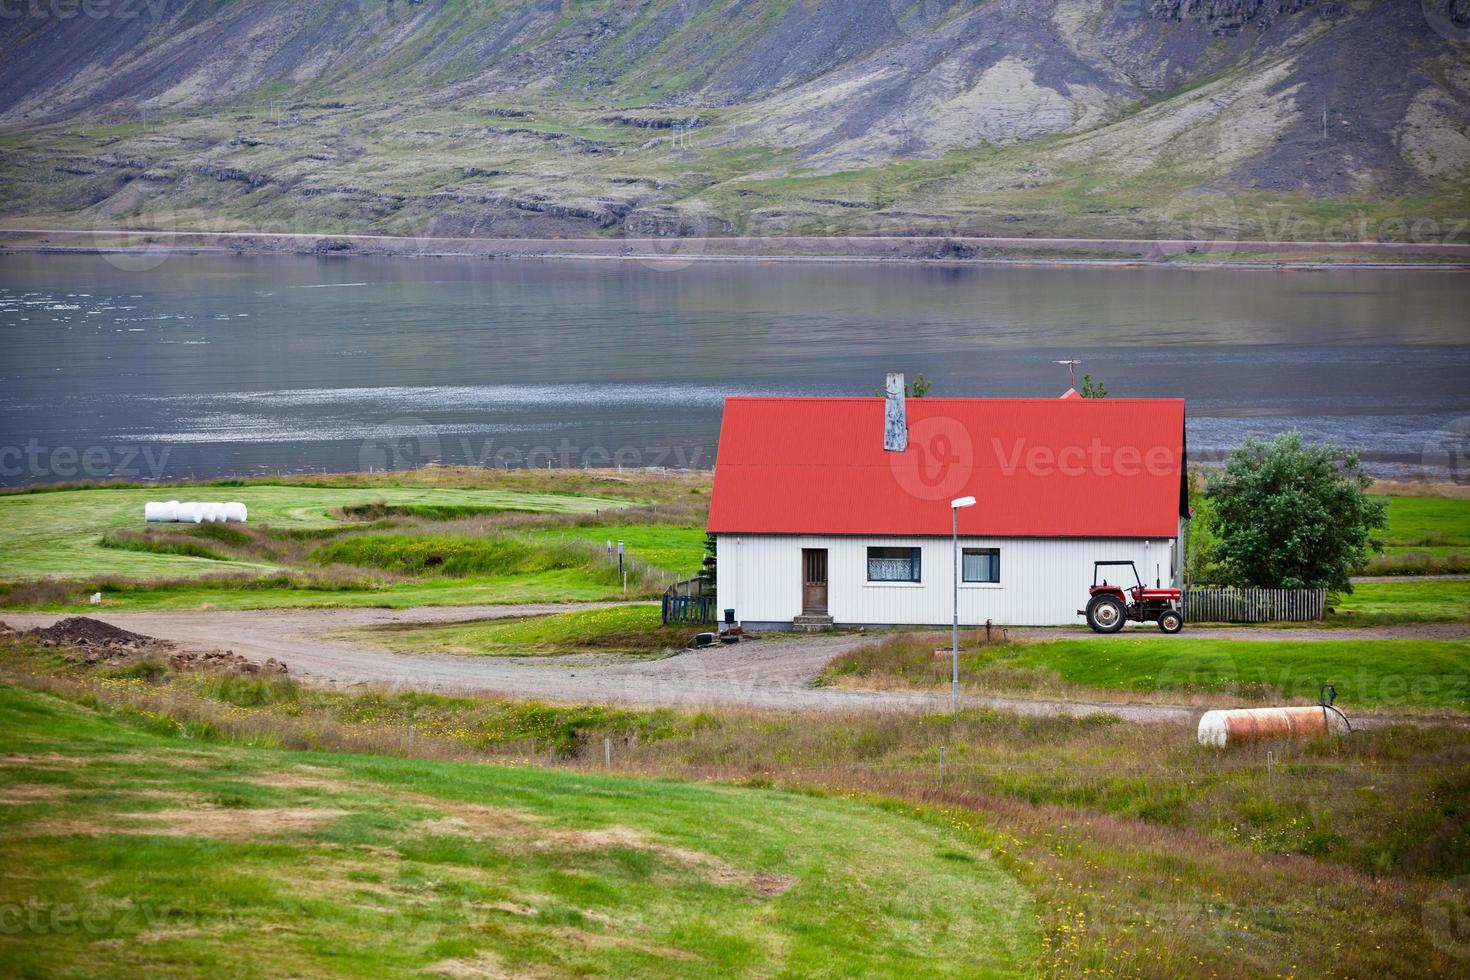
xmin=0 ymin=252 xmax=1466 ymax=485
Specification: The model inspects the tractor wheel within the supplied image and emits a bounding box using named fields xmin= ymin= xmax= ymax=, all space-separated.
xmin=1158 ymin=609 xmax=1183 ymax=634
xmin=1086 ymin=596 xmax=1126 ymax=634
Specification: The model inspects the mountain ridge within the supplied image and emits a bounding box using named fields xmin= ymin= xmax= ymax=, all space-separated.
xmin=1 ymin=0 xmax=1466 ymax=243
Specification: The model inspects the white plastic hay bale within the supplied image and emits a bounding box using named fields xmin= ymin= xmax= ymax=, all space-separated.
xmin=144 ymin=501 xmax=180 ymax=522
xmin=144 ymin=500 xmax=248 ymax=523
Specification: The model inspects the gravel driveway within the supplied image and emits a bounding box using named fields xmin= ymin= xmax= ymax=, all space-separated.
xmin=5 ymin=607 xmax=1466 ymax=727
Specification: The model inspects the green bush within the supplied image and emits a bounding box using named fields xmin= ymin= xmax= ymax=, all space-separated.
xmin=99 ymin=531 xmax=228 ymax=562
xmin=340 ymin=502 xmax=534 ymax=521
xmin=104 ymin=659 xmax=168 ymax=682
xmin=187 ymin=523 xmax=252 ymax=547
xmin=202 ymin=674 xmax=300 ymax=708
xmin=311 ymin=533 xmax=608 ymax=579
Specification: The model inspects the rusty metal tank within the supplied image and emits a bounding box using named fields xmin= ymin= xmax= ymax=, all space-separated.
xmin=1197 ymin=705 xmax=1350 ymax=747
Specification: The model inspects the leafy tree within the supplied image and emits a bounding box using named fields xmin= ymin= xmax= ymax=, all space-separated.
xmin=1204 ymin=433 xmax=1386 ymax=592
xmin=1080 ymin=374 xmax=1107 ymax=398
xmin=697 ymin=531 xmax=717 ymax=592
xmin=1182 ymin=466 xmax=1223 ymax=586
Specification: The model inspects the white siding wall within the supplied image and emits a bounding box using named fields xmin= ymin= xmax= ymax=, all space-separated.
xmin=717 ymin=534 xmax=1174 ymax=627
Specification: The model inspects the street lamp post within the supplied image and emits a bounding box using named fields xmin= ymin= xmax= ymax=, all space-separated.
xmin=950 ymin=495 xmax=977 ymax=713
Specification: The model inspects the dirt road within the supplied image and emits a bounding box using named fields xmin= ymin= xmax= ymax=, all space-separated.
xmin=5 ymin=607 xmax=1466 ymax=727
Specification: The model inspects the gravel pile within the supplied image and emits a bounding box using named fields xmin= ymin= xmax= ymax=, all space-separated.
xmin=1 ymin=617 xmax=286 ymax=675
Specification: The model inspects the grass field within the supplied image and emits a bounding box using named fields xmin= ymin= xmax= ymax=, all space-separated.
xmin=1365 ymin=496 xmax=1470 ymax=575
xmin=0 ymin=683 xmax=1037 ymax=977
xmin=12 ymin=570 xmax=635 ymax=612
xmin=0 ymin=484 xmax=627 ymax=581
xmin=526 ymin=526 xmax=707 ymax=581
xmin=820 ymin=633 xmax=1470 ymax=712
xmin=1333 ymin=579 xmax=1470 ymax=623
xmin=1381 ymin=496 xmax=1470 ymax=548
xmin=0 ymin=472 xmax=715 ymax=611
xmin=363 ymin=604 xmax=690 ymax=658
xmin=2 ymin=649 xmax=1465 ymax=976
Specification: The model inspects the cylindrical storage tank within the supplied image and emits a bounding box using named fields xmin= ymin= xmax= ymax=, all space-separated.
xmin=1198 ymin=706 xmax=1349 ymax=747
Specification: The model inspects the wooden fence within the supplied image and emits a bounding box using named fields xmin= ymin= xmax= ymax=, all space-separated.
xmin=1183 ymin=588 xmax=1326 ymax=623
xmin=662 ymin=593 xmax=716 ymax=626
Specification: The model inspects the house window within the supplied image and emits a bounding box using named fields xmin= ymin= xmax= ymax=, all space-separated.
xmin=867 ymin=546 xmax=921 ymax=582
xmin=962 ymin=548 xmax=1000 ymax=584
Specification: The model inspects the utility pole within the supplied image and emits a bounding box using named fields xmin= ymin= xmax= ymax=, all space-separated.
xmin=950 ymin=495 xmax=976 ymax=713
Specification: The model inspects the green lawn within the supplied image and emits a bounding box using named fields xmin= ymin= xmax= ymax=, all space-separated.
xmin=1382 ymin=496 xmax=1470 ymax=548
xmin=0 ymin=485 xmax=628 ymax=582
xmin=822 ymin=634 xmax=1470 ymax=712
xmin=0 ymin=684 xmax=1037 ymax=977
xmin=1003 ymin=637 xmax=1470 ymax=710
xmin=49 ymin=569 xmax=632 ymax=612
xmin=364 ymin=604 xmax=688 ymax=657
xmin=1335 ymin=579 xmax=1470 ymax=623
xmin=1366 ymin=496 xmax=1470 ymax=575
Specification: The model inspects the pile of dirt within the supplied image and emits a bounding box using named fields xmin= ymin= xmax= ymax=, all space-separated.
xmin=0 ymin=617 xmax=287 ymax=675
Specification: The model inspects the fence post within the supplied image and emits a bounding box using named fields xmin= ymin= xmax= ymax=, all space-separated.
xmin=604 ymin=737 xmax=611 ymax=769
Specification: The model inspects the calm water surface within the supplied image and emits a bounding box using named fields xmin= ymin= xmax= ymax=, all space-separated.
xmin=1 ymin=253 xmax=1466 ymax=485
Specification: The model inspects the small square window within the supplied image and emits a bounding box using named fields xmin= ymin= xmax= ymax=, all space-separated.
xmin=867 ymin=546 xmax=921 ymax=582
xmin=962 ymin=548 xmax=1000 ymax=584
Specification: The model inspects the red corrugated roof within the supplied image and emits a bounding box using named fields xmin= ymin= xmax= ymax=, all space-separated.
xmin=708 ymin=397 xmax=1187 ymax=538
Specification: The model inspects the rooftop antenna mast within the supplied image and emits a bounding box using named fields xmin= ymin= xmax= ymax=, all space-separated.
xmin=1054 ymin=359 xmax=1081 ymax=390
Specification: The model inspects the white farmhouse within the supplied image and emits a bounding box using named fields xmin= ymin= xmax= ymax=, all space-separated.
xmin=708 ymin=387 xmax=1188 ymax=629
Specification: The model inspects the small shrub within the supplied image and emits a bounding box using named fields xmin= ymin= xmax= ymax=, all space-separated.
xmin=100 ymin=530 xmax=228 ymax=562
xmin=203 ymin=673 xmax=300 ymax=708
xmin=187 ymin=523 xmax=252 ymax=547
xmin=104 ymin=659 xmax=168 ymax=682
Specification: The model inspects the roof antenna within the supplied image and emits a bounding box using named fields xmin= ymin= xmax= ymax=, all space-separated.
xmin=1054 ymin=359 xmax=1080 ymax=391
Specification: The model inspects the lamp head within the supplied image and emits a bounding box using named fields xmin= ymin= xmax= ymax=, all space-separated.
xmin=951 ymin=496 xmax=976 ymax=509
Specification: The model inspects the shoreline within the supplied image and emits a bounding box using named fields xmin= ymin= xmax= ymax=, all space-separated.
xmin=2 ymin=227 xmax=1468 ymax=271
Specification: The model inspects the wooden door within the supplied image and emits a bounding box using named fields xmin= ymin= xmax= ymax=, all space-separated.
xmin=801 ymin=548 xmax=828 ymax=615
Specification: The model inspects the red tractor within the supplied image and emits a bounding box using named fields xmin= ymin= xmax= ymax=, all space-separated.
xmin=1080 ymin=560 xmax=1183 ymax=634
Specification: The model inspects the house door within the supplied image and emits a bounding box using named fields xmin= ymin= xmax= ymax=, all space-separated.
xmin=801 ymin=548 xmax=828 ymax=615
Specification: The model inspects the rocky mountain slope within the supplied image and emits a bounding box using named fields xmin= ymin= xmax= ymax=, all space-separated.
xmin=1 ymin=0 xmax=1466 ymax=243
